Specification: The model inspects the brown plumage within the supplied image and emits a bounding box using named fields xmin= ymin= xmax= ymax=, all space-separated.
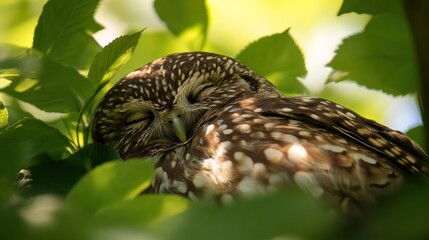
xmin=92 ymin=52 xmax=429 ymax=214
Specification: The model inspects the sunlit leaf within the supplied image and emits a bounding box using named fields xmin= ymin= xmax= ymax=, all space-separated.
xmin=95 ymin=195 xmax=189 ymax=227
xmin=0 ymin=45 xmax=94 ymax=112
xmin=88 ymin=31 xmax=143 ymax=85
xmin=65 ymin=159 xmax=155 ymax=215
xmin=33 ymin=0 xmax=102 ymax=69
xmin=0 ymin=101 xmax=8 ymax=129
xmin=111 ymin=31 xmax=189 ymax=83
xmin=328 ymin=13 xmax=418 ymax=96
xmin=154 ymin=0 xmax=208 ymax=49
xmin=3 ymin=105 xmax=33 ymax=127
xmin=158 ymin=189 xmax=336 ymax=240
xmin=0 ymin=0 xmax=46 ymax=48
xmin=236 ymin=30 xmax=307 ymax=95
xmin=0 ymin=118 xmax=71 ymax=183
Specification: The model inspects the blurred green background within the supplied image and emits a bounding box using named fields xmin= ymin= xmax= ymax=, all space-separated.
xmin=0 ymin=0 xmax=423 ymax=133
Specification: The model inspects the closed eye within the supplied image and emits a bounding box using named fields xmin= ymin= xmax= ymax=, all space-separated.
xmin=125 ymin=111 xmax=154 ymax=125
xmin=125 ymin=118 xmax=149 ymax=125
xmin=187 ymin=84 xmax=213 ymax=104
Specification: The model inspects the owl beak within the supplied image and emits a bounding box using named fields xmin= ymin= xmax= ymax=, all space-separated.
xmin=172 ymin=115 xmax=187 ymax=143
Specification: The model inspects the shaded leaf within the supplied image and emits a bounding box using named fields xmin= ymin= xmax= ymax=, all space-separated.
xmin=406 ymin=125 xmax=426 ymax=151
xmin=95 ymin=195 xmax=189 ymax=227
xmin=0 ymin=45 xmax=94 ymax=112
xmin=158 ymin=189 xmax=337 ymax=240
xmin=33 ymin=0 xmax=102 ymax=69
xmin=236 ymin=30 xmax=307 ymax=95
xmin=16 ymin=143 xmax=120 ymax=198
xmin=65 ymin=159 xmax=154 ymax=215
xmin=328 ymin=13 xmax=418 ymax=96
xmin=88 ymin=31 xmax=143 ymax=85
xmin=0 ymin=203 xmax=27 ymax=240
xmin=16 ymin=162 xmax=85 ymax=198
xmin=338 ymin=0 xmax=400 ymax=15
xmin=15 ymin=195 xmax=94 ymax=240
xmin=0 ymin=118 xmax=71 ymax=183
xmin=154 ymin=0 xmax=208 ymax=49
xmin=67 ymin=143 xmax=121 ymax=169
xmin=342 ymin=183 xmax=429 ymax=239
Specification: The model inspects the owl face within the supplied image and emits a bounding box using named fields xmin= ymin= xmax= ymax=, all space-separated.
xmin=92 ymin=52 xmax=281 ymax=158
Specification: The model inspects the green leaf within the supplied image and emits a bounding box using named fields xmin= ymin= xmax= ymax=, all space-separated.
xmin=0 ymin=101 xmax=8 ymax=129
xmin=328 ymin=13 xmax=418 ymax=96
xmin=0 ymin=203 xmax=27 ymax=240
xmin=406 ymin=125 xmax=426 ymax=151
xmin=154 ymin=0 xmax=208 ymax=49
xmin=95 ymin=195 xmax=189 ymax=227
xmin=3 ymin=105 xmax=33 ymax=127
xmin=16 ymin=143 xmax=120 ymax=198
xmin=66 ymin=143 xmax=121 ymax=170
xmin=344 ymin=183 xmax=429 ymax=239
xmin=65 ymin=159 xmax=155 ymax=215
xmin=0 ymin=45 xmax=95 ymax=112
xmin=338 ymin=0 xmax=399 ymax=15
xmin=236 ymin=30 xmax=307 ymax=95
xmin=0 ymin=118 xmax=71 ymax=183
xmin=32 ymin=0 xmax=102 ymax=69
xmin=111 ymin=31 xmax=190 ymax=83
xmin=158 ymin=189 xmax=336 ymax=240
xmin=88 ymin=31 xmax=143 ymax=85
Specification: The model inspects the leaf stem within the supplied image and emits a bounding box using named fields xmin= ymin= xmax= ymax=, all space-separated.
xmin=76 ymin=81 xmax=109 ymax=149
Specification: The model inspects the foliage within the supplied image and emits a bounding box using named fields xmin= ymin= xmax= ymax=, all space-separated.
xmin=236 ymin=30 xmax=307 ymax=95
xmin=0 ymin=0 xmax=427 ymax=239
xmin=328 ymin=0 xmax=419 ymax=96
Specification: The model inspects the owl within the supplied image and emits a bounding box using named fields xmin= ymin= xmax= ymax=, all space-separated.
xmin=92 ymin=52 xmax=429 ymax=214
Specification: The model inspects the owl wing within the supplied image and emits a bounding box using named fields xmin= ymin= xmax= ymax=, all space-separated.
xmin=244 ymin=96 xmax=429 ymax=180
xmin=182 ymin=96 xmax=428 ymax=214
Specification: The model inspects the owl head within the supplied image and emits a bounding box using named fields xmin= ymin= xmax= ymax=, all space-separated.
xmin=92 ymin=52 xmax=281 ymax=158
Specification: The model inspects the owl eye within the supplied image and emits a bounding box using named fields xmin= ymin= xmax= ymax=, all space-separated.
xmin=187 ymin=84 xmax=213 ymax=104
xmin=125 ymin=111 xmax=154 ymax=125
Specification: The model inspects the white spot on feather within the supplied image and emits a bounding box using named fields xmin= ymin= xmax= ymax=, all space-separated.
xmin=264 ymin=148 xmax=284 ymax=163
xmin=288 ymin=143 xmax=308 ymax=163
xmin=236 ymin=124 xmax=251 ymax=133
xmin=321 ymin=144 xmax=346 ymax=153
xmin=352 ymin=153 xmax=377 ymax=165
